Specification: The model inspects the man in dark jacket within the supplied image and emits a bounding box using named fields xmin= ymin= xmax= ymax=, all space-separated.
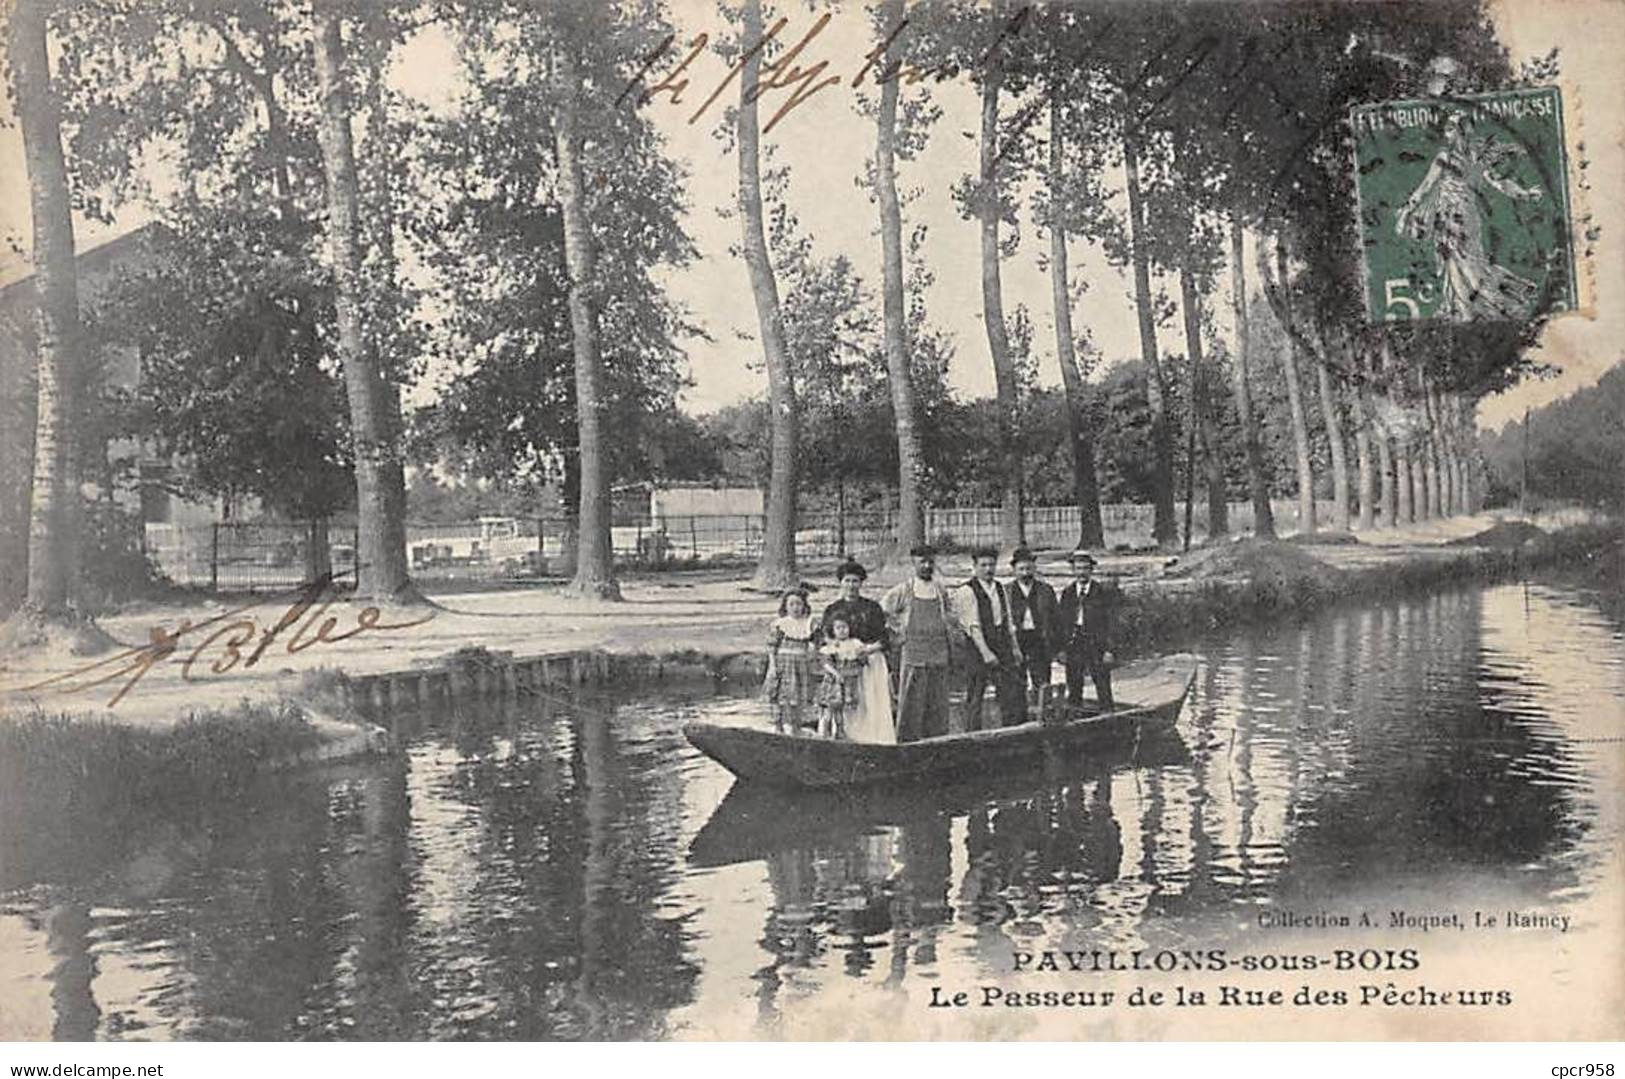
xmin=958 ymin=546 xmax=1025 ymax=730
xmin=1006 ymin=546 xmax=1058 ymax=703
xmin=1053 ymin=549 xmax=1116 ymax=710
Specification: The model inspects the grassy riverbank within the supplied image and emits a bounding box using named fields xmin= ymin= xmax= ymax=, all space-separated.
xmin=0 ymin=701 xmax=315 ymax=888
xmin=1110 ymin=520 xmax=1621 ymax=655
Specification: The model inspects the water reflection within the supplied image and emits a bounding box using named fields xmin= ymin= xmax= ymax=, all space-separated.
xmin=1 ymin=579 xmax=1619 ymax=1040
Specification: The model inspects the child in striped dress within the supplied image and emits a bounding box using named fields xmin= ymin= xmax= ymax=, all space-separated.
xmin=765 ymin=590 xmax=820 ymax=733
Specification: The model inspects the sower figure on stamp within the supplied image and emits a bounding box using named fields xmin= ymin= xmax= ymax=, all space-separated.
xmin=1007 ymin=546 xmax=1058 ymax=709
xmin=1054 ymin=549 xmax=1116 ymax=712
xmin=959 ymin=546 xmax=1026 ymax=730
xmin=879 ymin=544 xmax=966 ymax=743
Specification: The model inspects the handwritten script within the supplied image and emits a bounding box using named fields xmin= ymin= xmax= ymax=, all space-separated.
xmin=10 ymin=574 xmax=435 ymax=709
xmin=613 ymin=6 xmax=1336 ymax=195
xmin=615 ymin=8 xmax=1032 ymax=134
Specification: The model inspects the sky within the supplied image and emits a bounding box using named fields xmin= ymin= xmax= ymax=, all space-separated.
xmin=634 ymin=0 xmax=1625 ymax=431
xmin=0 ymin=0 xmax=1619 ymax=433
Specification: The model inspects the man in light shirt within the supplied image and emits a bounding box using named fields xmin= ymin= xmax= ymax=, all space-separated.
xmin=958 ymin=546 xmax=1026 ymax=730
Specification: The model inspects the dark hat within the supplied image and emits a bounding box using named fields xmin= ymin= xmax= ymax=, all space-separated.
xmin=836 ymin=559 xmax=868 ymax=581
xmin=909 ymin=543 xmax=937 ymax=558
xmin=970 ymin=545 xmax=999 ymax=562
xmin=1068 ymin=548 xmax=1097 ymax=564
xmin=1009 ymin=546 xmax=1037 ymax=565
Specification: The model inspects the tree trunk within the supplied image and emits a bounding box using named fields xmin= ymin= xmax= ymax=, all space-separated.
xmin=554 ymin=46 xmax=620 ymax=600
xmin=1418 ymin=383 xmax=1438 ymax=520
xmin=1179 ymin=268 xmax=1227 ymax=541
xmin=557 ymin=449 xmax=580 ymax=578
xmin=1047 ymin=88 xmax=1103 ymax=549
xmin=360 ymin=54 xmax=414 ymax=599
xmin=313 ymin=3 xmax=413 ymax=603
xmin=1438 ymin=432 xmax=1456 ymax=518
xmin=1376 ymin=428 xmax=1395 ymax=528
xmin=1431 ymin=384 xmax=1456 ymax=516
xmin=1353 ymin=385 xmax=1375 ymax=531
xmin=1452 ymin=394 xmax=1474 ymax=514
xmin=1123 ymin=131 xmax=1176 ymax=548
xmin=1374 ymin=341 xmax=1397 ymax=528
xmin=738 ymin=0 xmax=798 ymax=591
xmin=979 ymin=68 xmax=1022 ymax=551
xmin=1423 ymin=374 xmax=1443 ymax=519
xmin=875 ymin=0 xmax=926 ymax=557
xmin=1350 ymin=340 xmax=1378 ymax=531
xmin=1426 ymin=438 xmax=1440 ymax=519
xmin=1182 ymin=380 xmax=1197 ymax=551
xmin=1314 ymin=352 xmax=1350 ymax=532
xmin=1435 ymin=402 xmax=1451 ymax=515
xmin=11 ymin=0 xmax=82 ymax=620
xmin=1261 ymin=237 xmax=1317 ymax=535
xmin=1395 ymin=415 xmax=1415 ymax=524
xmin=1228 ymin=221 xmax=1275 ymax=539
xmin=305 ymin=516 xmax=333 ymax=582
xmin=1464 ymin=417 xmax=1481 ymax=513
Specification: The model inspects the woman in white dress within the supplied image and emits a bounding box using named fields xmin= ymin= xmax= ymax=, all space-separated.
xmin=818 ymin=561 xmax=895 ymax=744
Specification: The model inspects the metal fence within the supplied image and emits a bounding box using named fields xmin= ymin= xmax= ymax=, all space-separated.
xmin=920 ymin=499 xmax=1331 ymax=551
xmin=144 ymin=500 xmax=1336 ymax=591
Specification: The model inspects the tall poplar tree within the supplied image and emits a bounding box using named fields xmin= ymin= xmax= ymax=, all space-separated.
xmin=737 ymin=0 xmax=799 ymax=590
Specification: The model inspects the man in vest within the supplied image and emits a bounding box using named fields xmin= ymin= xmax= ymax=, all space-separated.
xmin=1054 ymin=549 xmax=1116 ymax=711
xmin=880 ymin=543 xmax=975 ymax=742
xmin=958 ymin=546 xmax=1026 ymax=730
xmin=1007 ymin=546 xmax=1058 ymax=705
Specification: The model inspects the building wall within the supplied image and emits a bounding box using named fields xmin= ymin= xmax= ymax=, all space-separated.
xmin=0 ymin=304 xmax=39 ymax=610
xmin=0 ymin=224 xmax=218 ymax=609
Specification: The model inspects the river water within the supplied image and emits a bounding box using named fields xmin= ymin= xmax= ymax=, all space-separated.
xmin=2 ymin=577 xmax=1621 ymax=1040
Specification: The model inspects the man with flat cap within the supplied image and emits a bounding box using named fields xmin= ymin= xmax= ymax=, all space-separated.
xmin=1007 ymin=546 xmax=1058 ymax=705
xmin=1054 ymin=549 xmax=1116 ymax=711
xmin=879 ymin=543 xmax=973 ymax=742
xmin=959 ymin=545 xmax=1025 ymax=730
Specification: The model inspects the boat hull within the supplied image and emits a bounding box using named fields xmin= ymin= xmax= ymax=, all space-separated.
xmin=683 ymin=653 xmax=1197 ymax=790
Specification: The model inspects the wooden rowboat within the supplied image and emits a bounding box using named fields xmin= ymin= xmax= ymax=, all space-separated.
xmin=683 ymin=652 xmax=1197 ymax=790
xmin=688 ymin=729 xmax=1190 ymax=869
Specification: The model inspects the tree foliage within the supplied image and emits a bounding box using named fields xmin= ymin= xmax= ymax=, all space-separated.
xmin=404 ymin=0 xmax=696 ymax=497
xmin=1480 ymin=362 xmax=1624 ymax=509
xmin=92 ymin=218 xmax=353 ymax=520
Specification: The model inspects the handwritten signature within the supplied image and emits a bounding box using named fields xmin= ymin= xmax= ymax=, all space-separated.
xmin=616 ymin=7 xmax=1343 ymax=196
xmin=10 ymin=574 xmax=436 ymax=709
xmin=616 ymin=8 xmax=1032 ymax=135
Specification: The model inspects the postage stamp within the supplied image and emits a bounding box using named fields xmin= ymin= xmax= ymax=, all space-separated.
xmin=1351 ymin=87 xmax=1578 ymax=324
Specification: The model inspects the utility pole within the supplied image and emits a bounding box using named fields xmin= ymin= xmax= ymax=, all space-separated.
xmin=1520 ymin=406 xmax=1530 ymax=518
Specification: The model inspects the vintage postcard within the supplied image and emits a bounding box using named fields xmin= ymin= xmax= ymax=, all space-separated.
xmin=0 ymin=0 xmax=1621 ymax=1052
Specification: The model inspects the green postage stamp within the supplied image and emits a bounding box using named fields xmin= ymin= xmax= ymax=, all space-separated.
xmin=1351 ymin=86 xmax=1577 ymax=324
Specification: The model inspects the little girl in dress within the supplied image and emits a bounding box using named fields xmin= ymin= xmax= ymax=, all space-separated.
xmin=765 ymin=590 xmax=820 ymax=732
xmin=816 ymin=617 xmax=867 ymax=739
